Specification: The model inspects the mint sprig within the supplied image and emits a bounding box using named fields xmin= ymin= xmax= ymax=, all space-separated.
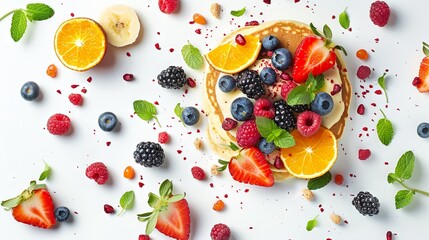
xmin=230 ymin=7 xmax=246 ymax=17
xmin=286 ymin=74 xmax=325 ymax=106
xmin=387 ymin=150 xmax=429 ymax=209
xmin=181 ymin=41 xmax=204 ymax=69
xmin=256 ymin=117 xmax=295 ymax=148
xmin=119 ymin=190 xmax=135 ymax=216
xmin=0 ymin=3 xmax=54 ymax=42
xmin=306 ymin=215 xmax=318 ymax=231
xmin=376 ymin=110 xmax=393 ymax=146
xmin=377 ymin=73 xmax=388 ymax=103
xmin=133 ymin=100 xmax=161 ymax=127
xmin=307 ymin=171 xmax=332 ymax=190
xmin=339 ymin=8 xmax=350 ymax=29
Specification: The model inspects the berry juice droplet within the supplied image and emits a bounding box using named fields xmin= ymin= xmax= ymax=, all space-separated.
xmin=386 ymin=231 xmax=392 ymax=240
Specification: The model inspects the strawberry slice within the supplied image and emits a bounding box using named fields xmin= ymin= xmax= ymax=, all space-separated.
xmin=138 ymin=179 xmax=190 ymax=240
xmin=291 ymin=24 xmax=346 ymax=83
xmin=416 ymin=42 xmax=429 ymax=92
xmin=2 ymin=181 xmax=56 ymax=229
xmin=228 ymin=147 xmax=274 ymax=187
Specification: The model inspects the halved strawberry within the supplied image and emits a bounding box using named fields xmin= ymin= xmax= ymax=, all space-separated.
xmin=291 ymin=24 xmax=346 ymax=83
xmin=416 ymin=42 xmax=429 ymax=92
xmin=2 ymin=181 xmax=56 ymax=229
xmin=228 ymin=147 xmax=274 ymax=187
xmin=138 ymin=179 xmax=190 ymax=240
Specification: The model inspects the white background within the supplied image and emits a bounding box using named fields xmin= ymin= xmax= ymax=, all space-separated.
xmin=0 ymin=0 xmax=428 ymax=239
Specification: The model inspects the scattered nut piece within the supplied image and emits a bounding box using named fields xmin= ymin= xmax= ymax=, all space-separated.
xmin=194 ymin=138 xmax=202 ymax=149
xmin=302 ymin=188 xmax=314 ymax=200
xmin=211 ymin=165 xmax=220 ymax=175
xmin=330 ymin=213 xmax=342 ymax=224
xmin=210 ymin=3 xmax=220 ymax=19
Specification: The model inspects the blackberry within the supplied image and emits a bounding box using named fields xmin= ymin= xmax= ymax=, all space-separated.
xmin=291 ymin=104 xmax=309 ymax=113
xmin=134 ymin=142 xmax=165 ymax=167
xmin=157 ymin=66 xmax=187 ymax=89
xmin=273 ymin=100 xmax=296 ymax=131
xmin=352 ymin=191 xmax=380 ymax=216
xmin=236 ymin=69 xmax=265 ymax=99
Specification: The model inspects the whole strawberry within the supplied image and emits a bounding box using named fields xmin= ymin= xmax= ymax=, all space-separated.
xmin=159 ymin=0 xmax=179 ymax=14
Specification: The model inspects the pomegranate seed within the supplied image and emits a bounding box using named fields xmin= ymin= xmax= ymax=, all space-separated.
xmin=412 ymin=77 xmax=421 ymax=87
xmin=187 ymin=78 xmax=196 ymax=88
xmin=274 ymin=156 xmax=285 ymax=169
xmin=334 ymin=174 xmax=344 ymax=185
xmin=375 ymin=90 xmax=382 ymax=95
xmin=331 ymin=84 xmax=342 ymax=95
xmin=104 ymin=204 xmax=115 ymax=214
xmin=263 ymin=0 xmax=271 ymax=3
xmin=357 ymin=104 xmax=365 ymax=115
xmin=123 ymin=73 xmax=134 ymax=81
xmin=235 ymin=34 xmax=246 ymax=46
xmin=386 ymin=231 xmax=392 ymax=240
xmin=245 ymin=20 xmax=259 ymax=26
xmin=358 ymin=149 xmax=371 ymax=160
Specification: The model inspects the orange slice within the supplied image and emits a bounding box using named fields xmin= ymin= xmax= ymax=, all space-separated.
xmin=205 ymin=35 xmax=261 ymax=74
xmin=54 ymin=18 xmax=107 ymax=71
xmin=280 ymin=127 xmax=337 ymax=179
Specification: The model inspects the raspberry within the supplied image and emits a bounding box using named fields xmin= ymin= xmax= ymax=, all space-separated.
xmin=236 ymin=120 xmax=261 ymax=148
xmin=222 ymin=117 xmax=238 ymax=131
xmin=85 ymin=162 xmax=109 ymax=185
xmin=369 ymin=1 xmax=390 ymax=27
xmin=254 ymin=98 xmax=275 ymax=119
xmin=357 ymin=104 xmax=365 ymax=115
xmin=104 ymin=204 xmax=115 ymax=214
xmin=357 ymin=65 xmax=371 ymax=80
xmin=296 ymin=111 xmax=322 ymax=137
xmin=158 ymin=0 xmax=179 ymax=14
xmin=47 ymin=113 xmax=71 ymax=135
xmin=358 ymin=149 xmax=371 ymax=160
xmin=210 ymin=223 xmax=231 ymax=240
xmin=191 ymin=166 xmax=206 ymax=180
xmin=138 ymin=235 xmax=151 ymax=240
xmin=158 ymin=131 xmax=170 ymax=144
xmin=334 ymin=174 xmax=344 ymax=185
xmin=68 ymin=93 xmax=83 ymax=105
xmin=280 ymin=80 xmax=297 ymax=99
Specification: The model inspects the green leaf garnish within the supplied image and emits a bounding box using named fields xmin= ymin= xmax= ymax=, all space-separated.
xmin=395 ymin=150 xmax=414 ymax=180
xmin=230 ymin=7 xmax=246 ymax=17
xmin=287 ymin=74 xmax=325 ymax=106
xmin=10 ymin=10 xmax=27 ymax=42
xmin=217 ymin=159 xmax=229 ymax=172
xmin=377 ymin=73 xmax=388 ymax=103
xmin=256 ymin=117 xmax=295 ymax=148
xmin=38 ymin=161 xmax=51 ymax=181
xmin=133 ymin=100 xmax=161 ymax=127
xmin=1 ymin=181 xmax=47 ymax=210
xmin=306 ymin=215 xmax=318 ymax=231
xmin=119 ymin=190 xmax=135 ymax=216
xmin=229 ymin=142 xmax=240 ymax=151
xmin=309 ymin=23 xmax=347 ymax=56
xmin=174 ymin=103 xmax=186 ymax=126
xmin=339 ymin=8 xmax=350 ymax=29
xmin=423 ymin=42 xmax=429 ymax=57
xmin=376 ymin=110 xmax=393 ymax=146
xmin=395 ymin=190 xmax=414 ymax=209
xmin=323 ymin=24 xmax=332 ymax=40
xmin=26 ymin=3 xmax=54 ymax=21
xmin=307 ymin=171 xmax=332 ymax=190
xmin=181 ymin=41 xmax=204 ymax=69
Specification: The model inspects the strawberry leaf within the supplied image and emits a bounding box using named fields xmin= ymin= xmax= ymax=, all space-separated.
xmin=322 ymin=24 xmax=332 ymax=40
xmin=229 ymin=142 xmax=240 ymax=151
xmin=167 ymin=193 xmax=185 ymax=203
xmin=148 ymin=193 xmax=160 ymax=208
xmin=423 ymin=42 xmax=429 ymax=57
xmin=145 ymin=210 xmax=159 ymax=235
xmin=309 ymin=23 xmax=322 ymax=37
xmin=1 ymin=195 xmax=22 ymax=210
xmin=159 ymin=179 xmax=173 ymax=197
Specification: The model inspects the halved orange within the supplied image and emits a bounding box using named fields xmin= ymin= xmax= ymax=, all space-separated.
xmin=205 ymin=35 xmax=261 ymax=74
xmin=54 ymin=18 xmax=107 ymax=71
xmin=280 ymin=127 xmax=337 ymax=179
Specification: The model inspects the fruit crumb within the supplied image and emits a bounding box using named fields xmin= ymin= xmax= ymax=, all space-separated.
xmin=194 ymin=138 xmax=202 ymax=149
xmin=46 ymin=64 xmax=57 ymax=78
xmin=330 ymin=213 xmax=342 ymax=224
xmin=193 ymin=13 xmax=206 ymax=25
xmin=302 ymin=188 xmax=314 ymax=200
xmin=123 ymin=166 xmax=135 ymax=179
xmin=211 ymin=165 xmax=220 ymax=176
xmin=356 ymin=49 xmax=369 ymax=60
xmin=212 ymin=199 xmax=225 ymax=211
xmin=210 ymin=3 xmax=220 ymax=18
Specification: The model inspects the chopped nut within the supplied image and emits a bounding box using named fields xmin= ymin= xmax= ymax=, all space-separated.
xmin=330 ymin=213 xmax=342 ymax=224
xmin=194 ymin=138 xmax=202 ymax=149
xmin=210 ymin=3 xmax=220 ymax=19
xmin=302 ymin=188 xmax=314 ymax=200
xmin=211 ymin=165 xmax=220 ymax=175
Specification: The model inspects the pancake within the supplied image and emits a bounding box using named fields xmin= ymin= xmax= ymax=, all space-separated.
xmin=203 ymin=20 xmax=351 ymax=181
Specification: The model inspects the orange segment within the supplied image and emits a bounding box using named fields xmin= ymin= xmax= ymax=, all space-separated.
xmin=54 ymin=18 xmax=107 ymax=71
xmin=205 ymin=35 xmax=261 ymax=74
xmin=280 ymin=127 xmax=337 ymax=179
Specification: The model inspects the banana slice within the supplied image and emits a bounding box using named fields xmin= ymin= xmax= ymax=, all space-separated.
xmin=99 ymin=5 xmax=141 ymax=47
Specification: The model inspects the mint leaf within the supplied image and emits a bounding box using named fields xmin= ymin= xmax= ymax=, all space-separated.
xmin=119 ymin=190 xmax=135 ymax=216
xmin=376 ymin=110 xmax=394 ymax=146
xmin=26 ymin=3 xmax=54 ymax=21
xmin=287 ymin=86 xmax=313 ymax=105
xmin=306 ymin=216 xmax=318 ymax=231
xmin=307 ymin=171 xmax=332 ymax=190
xmin=133 ymin=100 xmax=161 ymax=127
xmin=273 ymin=131 xmax=295 ymax=148
xmin=305 ymin=74 xmax=325 ymax=92
xmin=229 ymin=142 xmax=239 ymax=151
xmin=11 ymin=10 xmax=27 ymax=42
xmin=387 ymin=173 xmax=398 ymax=184
xmin=38 ymin=161 xmax=51 ymax=181
xmin=256 ymin=117 xmax=277 ymax=138
xmin=181 ymin=41 xmax=204 ymax=69
xmin=256 ymin=117 xmax=295 ymax=148
xmin=174 ymin=103 xmax=185 ymax=126
xmin=395 ymin=190 xmax=414 ymax=209
xmin=339 ymin=8 xmax=350 ymax=29
xmin=231 ymin=7 xmax=246 ymax=17
xmin=395 ymin=150 xmax=414 ymax=180
xmin=377 ymin=73 xmax=388 ymax=103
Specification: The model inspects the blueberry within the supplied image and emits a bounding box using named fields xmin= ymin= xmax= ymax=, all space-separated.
xmin=271 ymin=48 xmax=292 ymax=70
xmin=55 ymin=206 xmax=70 ymax=222
xmin=260 ymin=67 xmax=277 ymax=85
xmin=262 ymin=35 xmax=280 ymax=50
xmin=311 ymin=92 xmax=334 ymax=116
xmin=417 ymin=122 xmax=429 ymax=138
xmin=230 ymin=97 xmax=254 ymax=121
xmin=98 ymin=112 xmax=118 ymax=132
xmin=20 ymin=81 xmax=40 ymax=101
xmin=258 ymin=138 xmax=276 ymax=154
xmin=218 ymin=75 xmax=236 ymax=93
xmin=182 ymin=107 xmax=200 ymax=126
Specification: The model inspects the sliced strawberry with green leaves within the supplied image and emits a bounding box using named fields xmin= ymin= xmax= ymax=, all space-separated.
xmin=1 ymin=181 xmax=56 ymax=229
xmin=416 ymin=42 xmax=429 ymax=92
xmin=228 ymin=147 xmax=274 ymax=187
xmin=138 ymin=179 xmax=190 ymax=240
xmin=292 ymin=23 xmax=347 ymax=83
